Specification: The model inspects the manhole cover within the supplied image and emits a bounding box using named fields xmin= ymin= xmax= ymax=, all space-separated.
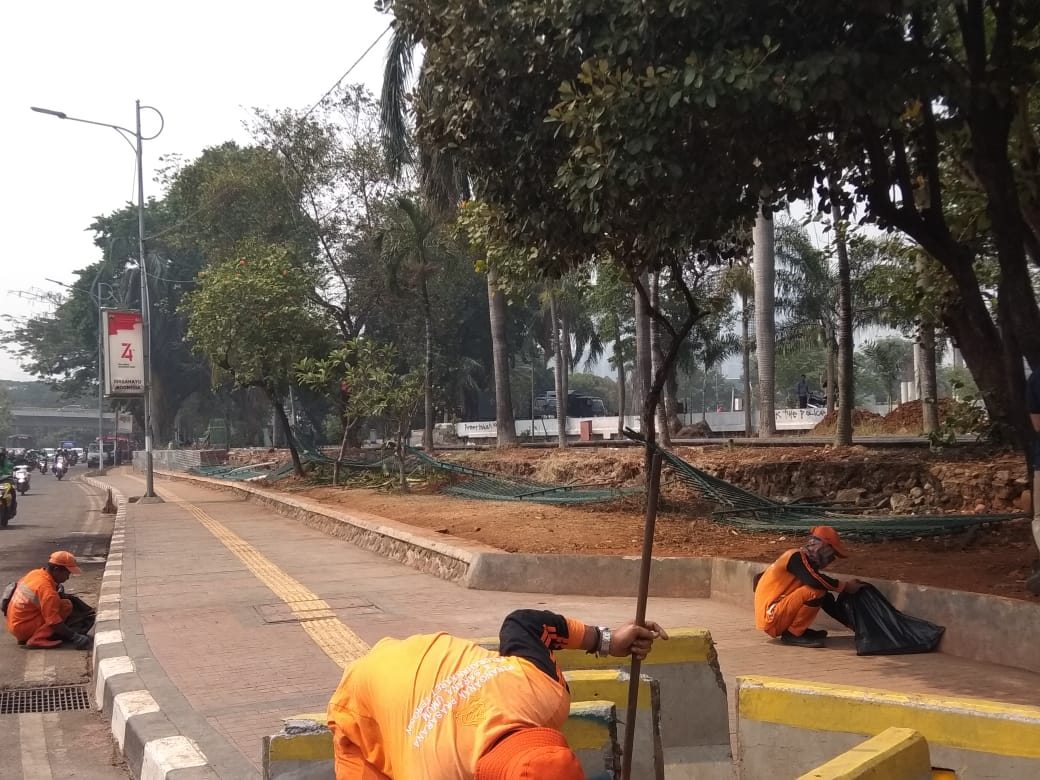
xmin=0 ymin=685 xmax=91 ymax=715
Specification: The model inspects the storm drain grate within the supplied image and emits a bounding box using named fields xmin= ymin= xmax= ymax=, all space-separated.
xmin=0 ymin=685 xmax=91 ymax=715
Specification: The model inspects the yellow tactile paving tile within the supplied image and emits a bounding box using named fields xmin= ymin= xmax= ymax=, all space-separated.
xmin=127 ymin=476 xmax=370 ymax=667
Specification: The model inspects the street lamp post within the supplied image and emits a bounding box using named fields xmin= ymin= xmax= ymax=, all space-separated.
xmin=32 ymin=102 xmax=164 ymax=497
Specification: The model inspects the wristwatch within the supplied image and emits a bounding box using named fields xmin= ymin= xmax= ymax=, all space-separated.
xmin=597 ymin=627 xmax=612 ymax=657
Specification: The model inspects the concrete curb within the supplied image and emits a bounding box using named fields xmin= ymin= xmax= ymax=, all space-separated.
xmin=145 ymin=467 xmax=1040 ymax=677
xmin=81 ymin=476 xmax=218 ymax=780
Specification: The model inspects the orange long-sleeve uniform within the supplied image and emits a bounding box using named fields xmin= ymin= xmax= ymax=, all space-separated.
xmin=327 ymin=609 xmax=589 ymax=779
xmin=754 ymin=548 xmax=847 ymax=637
xmin=5 ymin=568 xmax=72 ymax=643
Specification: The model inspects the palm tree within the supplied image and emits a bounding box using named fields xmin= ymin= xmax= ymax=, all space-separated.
xmin=379 ymin=9 xmax=517 ymax=447
xmin=721 ymin=260 xmax=756 ymax=436
xmin=753 ymin=205 xmax=777 ymax=436
xmin=377 ymin=196 xmax=455 ymax=451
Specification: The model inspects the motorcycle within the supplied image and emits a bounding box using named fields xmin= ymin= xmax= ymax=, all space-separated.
xmin=0 ymin=477 xmax=16 ymax=527
xmin=13 ymin=465 xmax=30 ymax=495
xmin=52 ymin=456 xmax=68 ymax=480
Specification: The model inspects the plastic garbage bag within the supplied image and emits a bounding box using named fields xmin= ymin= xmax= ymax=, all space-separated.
xmin=836 ymin=584 xmax=945 ymax=656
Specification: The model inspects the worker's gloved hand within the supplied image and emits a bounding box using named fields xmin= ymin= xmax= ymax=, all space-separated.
xmin=70 ymin=633 xmax=93 ymax=650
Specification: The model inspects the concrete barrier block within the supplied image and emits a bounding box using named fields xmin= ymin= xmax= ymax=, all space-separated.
xmin=481 ymin=629 xmax=731 ymax=778
xmin=737 ymin=676 xmax=1040 ymax=780
xmin=795 ymin=727 xmax=932 ymax=780
xmin=561 ymin=700 xmax=619 ymax=779
xmin=565 ymin=669 xmax=664 ymax=780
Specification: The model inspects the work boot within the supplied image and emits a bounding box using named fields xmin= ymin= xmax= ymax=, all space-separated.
xmin=780 ymin=630 xmax=825 ymax=648
xmin=802 ymin=628 xmax=828 ymax=639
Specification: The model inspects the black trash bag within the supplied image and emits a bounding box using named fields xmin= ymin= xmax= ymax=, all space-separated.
xmin=835 ymin=584 xmax=945 ymax=656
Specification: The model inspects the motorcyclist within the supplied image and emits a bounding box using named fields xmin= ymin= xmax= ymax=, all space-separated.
xmin=0 ymin=449 xmax=16 ymax=515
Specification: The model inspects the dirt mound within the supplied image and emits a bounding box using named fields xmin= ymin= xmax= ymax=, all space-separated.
xmin=877 ymin=399 xmax=958 ymax=434
xmin=810 ymin=408 xmax=884 ymax=435
xmin=676 ymin=421 xmax=713 ymax=437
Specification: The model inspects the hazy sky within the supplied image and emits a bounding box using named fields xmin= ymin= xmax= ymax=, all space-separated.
xmin=0 ymin=1 xmax=390 ymax=380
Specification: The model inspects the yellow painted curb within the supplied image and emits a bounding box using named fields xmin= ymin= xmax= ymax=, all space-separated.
xmin=796 ymin=727 xmax=931 ymax=779
xmin=267 ymin=732 xmax=333 ymax=763
xmin=567 ymin=669 xmax=653 ymax=709
xmin=563 ymin=701 xmax=616 ymax=750
xmin=740 ymin=676 xmax=1040 ymax=759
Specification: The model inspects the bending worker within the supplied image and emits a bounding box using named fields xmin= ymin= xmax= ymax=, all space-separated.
xmin=754 ymin=525 xmax=862 ymax=648
xmin=328 ymin=608 xmax=668 ymax=779
xmin=5 ymin=551 xmax=95 ymax=649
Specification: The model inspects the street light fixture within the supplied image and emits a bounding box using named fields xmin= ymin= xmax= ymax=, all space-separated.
xmin=31 ymin=101 xmax=164 ymax=498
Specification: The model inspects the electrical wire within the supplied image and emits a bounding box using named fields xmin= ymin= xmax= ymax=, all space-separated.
xmin=302 ymin=24 xmax=392 ymax=119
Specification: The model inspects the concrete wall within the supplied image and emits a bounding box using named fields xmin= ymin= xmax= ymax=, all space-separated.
xmin=263 ymin=702 xmax=623 ymax=780
xmin=466 ymin=553 xmax=713 ymax=598
xmin=133 ymin=449 xmax=227 ymax=472
xmin=796 ymin=728 xmax=934 ymax=780
xmin=736 ymin=676 xmax=1040 ymax=779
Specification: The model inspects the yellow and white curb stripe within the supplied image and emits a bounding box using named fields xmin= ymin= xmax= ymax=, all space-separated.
xmin=81 ymin=476 xmax=213 ymax=780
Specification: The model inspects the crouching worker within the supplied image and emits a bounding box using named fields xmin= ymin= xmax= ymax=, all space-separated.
xmin=5 ymin=551 xmax=95 ymax=649
xmin=754 ymin=526 xmax=863 ymax=648
xmin=327 ymin=608 xmax=668 ymax=779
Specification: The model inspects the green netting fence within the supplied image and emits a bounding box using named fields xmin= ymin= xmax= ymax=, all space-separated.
xmin=408 ymin=447 xmax=641 ymax=505
xmin=623 ymin=429 xmax=1028 ymax=539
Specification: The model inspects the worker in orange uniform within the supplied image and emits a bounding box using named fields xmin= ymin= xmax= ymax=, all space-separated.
xmin=5 ymin=551 xmax=95 ymax=649
xmin=754 ymin=526 xmax=863 ymax=648
xmin=327 ymin=608 xmax=668 ymax=779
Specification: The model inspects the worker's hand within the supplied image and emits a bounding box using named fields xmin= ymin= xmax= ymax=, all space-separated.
xmin=610 ymin=621 xmax=669 ymax=660
xmin=844 ymin=579 xmax=864 ymax=595
xmin=70 ymin=633 xmax=92 ymax=650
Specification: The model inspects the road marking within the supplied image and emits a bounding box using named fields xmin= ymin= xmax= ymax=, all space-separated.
xmin=124 ymin=475 xmax=369 ymax=668
xmin=19 ymin=713 xmax=54 ymax=780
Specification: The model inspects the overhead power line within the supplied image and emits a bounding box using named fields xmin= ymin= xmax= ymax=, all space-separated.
xmin=303 ymin=23 xmax=393 ymax=119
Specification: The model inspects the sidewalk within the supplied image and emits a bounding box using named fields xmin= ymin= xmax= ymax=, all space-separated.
xmin=97 ymin=470 xmax=1040 ymax=776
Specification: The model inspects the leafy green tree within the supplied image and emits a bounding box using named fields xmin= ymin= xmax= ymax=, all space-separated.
xmin=377 ymin=196 xmax=459 ymax=451
xmin=299 ymin=338 xmax=421 ymax=490
xmin=862 ymin=338 xmax=914 ymax=408
xmin=182 ymin=243 xmax=327 ymax=475
xmin=0 ymin=385 xmax=12 ymax=439
xmin=248 ymin=86 xmax=403 ymax=340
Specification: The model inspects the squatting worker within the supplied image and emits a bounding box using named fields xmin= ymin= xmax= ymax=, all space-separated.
xmin=327 ymin=608 xmax=668 ymax=779
xmin=5 ymin=551 xmax=95 ymax=649
xmin=753 ymin=525 xmax=863 ymax=648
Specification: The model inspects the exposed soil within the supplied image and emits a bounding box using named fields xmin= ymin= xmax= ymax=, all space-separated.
xmin=257 ymin=439 xmax=1040 ymax=603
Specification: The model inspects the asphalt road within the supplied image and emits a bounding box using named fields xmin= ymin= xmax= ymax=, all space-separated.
xmin=0 ymin=465 xmax=128 ymax=779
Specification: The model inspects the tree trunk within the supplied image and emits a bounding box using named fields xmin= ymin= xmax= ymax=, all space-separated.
xmin=487 ymin=270 xmax=518 ymax=447
xmin=549 ymin=292 xmax=567 ymax=448
xmin=421 ymin=276 xmax=435 ymax=453
xmin=649 ymin=272 xmax=672 ymax=446
xmin=825 ymin=335 xmax=837 ymax=416
xmin=633 ymin=276 xmax=652 ymax=432
xmin=918 ymin=328 xmax=940 ymax=434
xmin=832 ymin=193 xmax=855 ymax=446
xmin=753 ymin=206 xmax=777 ymax=436
xmin=269 ymin=392 xmax=303 ymax=476
xmin=560 ymin=311 xmax=571 ymax=433
xmin=334 ymin=422 xmax=351 ymax=486
xmin=615 ymin=319 xmax=627 ymax=436
xmin=915 ymin=255 xmax=940 ymax=435
xmin=741 ymin=295 xmax=753 ymax=438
